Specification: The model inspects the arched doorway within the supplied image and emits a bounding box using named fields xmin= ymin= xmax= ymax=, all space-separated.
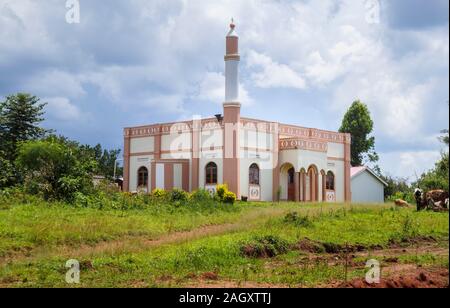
xmin=137 ymin=166 xmax=149 ymax=192
xmin=280 ymin=163 xmax=296 ymax=201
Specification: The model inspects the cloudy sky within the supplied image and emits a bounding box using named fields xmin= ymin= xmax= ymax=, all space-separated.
xmin=0 ymin=0 xmax=448 ymax=179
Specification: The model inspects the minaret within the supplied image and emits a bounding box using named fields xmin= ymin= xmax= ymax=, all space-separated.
xmin=223 ymin=20 xmax=241 ymax=198
xmin=224 ymin=20 xmax=240 ymax=104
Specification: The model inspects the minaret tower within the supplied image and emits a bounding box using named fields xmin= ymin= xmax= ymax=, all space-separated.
xmin=224 ymin=19 xmax=240 ymax=104
xmin=223 ymin=19 xmax=241 ymax=198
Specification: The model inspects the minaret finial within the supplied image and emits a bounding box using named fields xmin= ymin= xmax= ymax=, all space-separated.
xmin=230 ymin=18 xmax=235 ymax=29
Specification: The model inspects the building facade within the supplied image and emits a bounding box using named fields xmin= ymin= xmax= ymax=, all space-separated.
xmin=123 ymin=22 xmax=352 ymax=202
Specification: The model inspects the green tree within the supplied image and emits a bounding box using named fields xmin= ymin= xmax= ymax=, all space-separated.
xmin=0 ymin=151 xmax=14 ymax=188
xmin=16 ymin=138 xmax=97 ymax=202
xmin=380 ymin=174 xmax=413 ymax=202
xmin=439 ymin=129 xmax=449 ymax=146
xmin=414 ymin=128 xmax=449 ymax=192
xmin=339 ymin=100 xmax=378 ymax=166
xmin=0 ymin=93 xmax=48 ymax=162
xmin=79 ymin=143 xmax=121 ymax=179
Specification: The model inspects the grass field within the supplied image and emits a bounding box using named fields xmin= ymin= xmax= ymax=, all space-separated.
xmin=0 ymin=199 xmax=448 ymax=288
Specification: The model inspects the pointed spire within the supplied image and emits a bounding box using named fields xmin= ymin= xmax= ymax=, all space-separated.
xmin=227 ymin=18 xmax=238 ymax=37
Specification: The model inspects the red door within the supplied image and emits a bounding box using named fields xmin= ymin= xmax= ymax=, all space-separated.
xmin=287 ymin=168 xmax=295 ymax=201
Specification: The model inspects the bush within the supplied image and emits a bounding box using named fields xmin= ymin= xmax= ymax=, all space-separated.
xmin=216 ymin=184 xmax=228 ymax=201
xmin=240 ymin=235 xmax=289 ymax=258
xmin=170 ymin=189 xmax=189 ymax=203
xmin=189 ymin=189 xmax=212 ymax=202
xmin=283 ymin=212 xmax=312 ymax=227
xmin=152 ymin=188 xmax=167 ymax=199
xmin=214 ymin=184 xmax=236 ymax=204
xmin=15 ymin=139 xmax=96 ymax=202
xmin=223 ymin=191 xmax=236 ymax=204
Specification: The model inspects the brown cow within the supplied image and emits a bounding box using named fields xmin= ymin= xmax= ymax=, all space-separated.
xmin=395 ymin=199 xmax=410 ymax=208
xmin=425 ymin=190 xmax=449 ymax=211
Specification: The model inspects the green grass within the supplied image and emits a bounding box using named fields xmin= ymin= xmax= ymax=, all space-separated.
xmin=0 ymin=199 xmax=448 ymax=288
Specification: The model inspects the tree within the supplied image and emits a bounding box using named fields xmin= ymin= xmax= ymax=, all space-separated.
xmin=380 ymin=174 xmax=413 ymax=202
xmin=79 ymin=143 xmax=121 ymax=179
xmin=0 ymin=93 xmax=48 ymax=162
xmin=414 ymin=128 xmax=449 ymax=192
xmin=439 ymin=129 xmax=449 ymax=146
xmin=15 ymin=138 xmax=97 ymax=202
xmin=0 ymin=151 xmax=14 ymax=188
xmin=339 ymin=100 xmax=378 ymax=166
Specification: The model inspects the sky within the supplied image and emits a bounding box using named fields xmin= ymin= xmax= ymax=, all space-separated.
xmin=0 ymin=0 xmax=449 ymax=180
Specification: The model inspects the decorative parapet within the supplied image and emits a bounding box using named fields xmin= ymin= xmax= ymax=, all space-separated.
xmin=279 ymin=124 xmax=346 ymax=144
xmin=124 ymin=119 xmax=224 ymax=138
xmin=279 ymin=138 xmax=328 ymax=152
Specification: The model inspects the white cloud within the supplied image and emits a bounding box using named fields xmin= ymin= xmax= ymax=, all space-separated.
xmin=380 ymin=150 xmax=443 ymax=180
xmin=24 ymin=70 xmax=86 ymax=99
xmin=141 ymin=94 xmax=184 ymax=114
xmin=45 ymin=97 xmax=82 ymax=121
xmin=247 ymin=50 xmax=306 ymax=90
xmin=195 ymin=72 xmax=254 ymax=106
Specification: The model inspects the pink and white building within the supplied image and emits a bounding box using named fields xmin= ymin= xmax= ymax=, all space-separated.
xmin=123 ymin=22 xmax=352 ymax=202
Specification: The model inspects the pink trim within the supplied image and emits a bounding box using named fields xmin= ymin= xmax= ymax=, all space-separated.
xmin=294 ymin=172 xmax=300 ymax=202
xmin=154 ymin=134 xmax=161 ymax=159
xmin=328 ymin=157 xmax=345 ymax=161
xmin=150 ymin=162 xmax=156 ymax=192
xmin=164 ymin=164 xmax=174 ymax=190
xmin=182 ymin=163 xmax=190 ymax=191
xmin=226 ymin=36 xmax=238 ymax=55
xmin=280 ymin=138 xmax=328 ymax=152
xmin=130 ymin=152 xmax=155 ymax=157
xmin=123 ymin=135 xmax=131 ymax=192
xmin=223 ymin=104 xmax=241 ymax=198
xmin=344 ymin=134 xmax=352 ymax=202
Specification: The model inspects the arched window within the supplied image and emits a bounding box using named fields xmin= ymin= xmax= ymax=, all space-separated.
xmin=249 ymin=163 xmax=260 ymax=185
xmin=137 ymin=167 xmax=148 ymax=187
xmin=205 ymin=162 xmax=218 ymax=185
xmin=326 ymin=171 xmax=335 ymax=190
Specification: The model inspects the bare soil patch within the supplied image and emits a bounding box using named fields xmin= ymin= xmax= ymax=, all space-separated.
xmin=339 ymin=268 xmax=449 ymax=288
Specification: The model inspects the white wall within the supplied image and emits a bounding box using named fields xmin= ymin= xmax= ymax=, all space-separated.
xmin=161 ymin=133 xmax=191 ymax=152
xmin=351 ymin=171 xmax=385 ymax=203
xmin=240 ymin=130 xmax=274 ymax=150
xmin=173 ymin=164 xmax=183 ymax=189
xmin=130 ymin=137 xmax=154 ymax=154
xmin=327 ymin=142 xmax=344 ymax=158
xmin=201 ymin=129 xmax=223 ymax=148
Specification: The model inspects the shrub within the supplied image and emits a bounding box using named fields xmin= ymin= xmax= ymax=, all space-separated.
xmin=170 ymin=189 xmax=189 ymax=203
xmin=189 ymin=189 xmax=212 ymax=202
xmin=15 ymin=139 xmax=96 ymax=202
xmin=283 ymin=211 xmax=313 ymax=227
xmin=240 ymin=235 xmax=289 ymax=258
xmin=214 ymin=184 xmax=236 ymax=204
xmin=216 ymin=184 xmax=228 ymax=201
xmin=152 ymin=188 xmax=167 ymax=199
xmin=223 ymin=191 xmax=236 ymax=204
